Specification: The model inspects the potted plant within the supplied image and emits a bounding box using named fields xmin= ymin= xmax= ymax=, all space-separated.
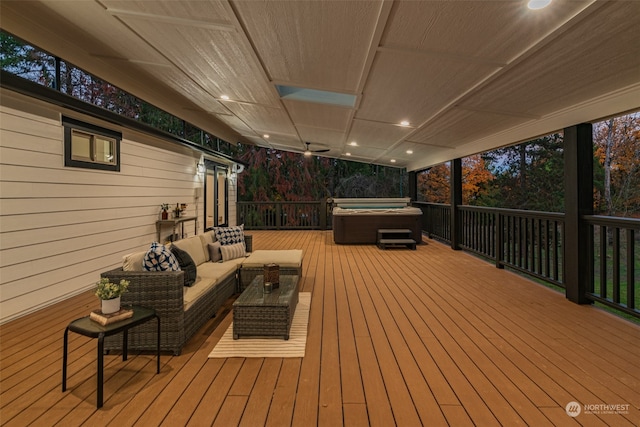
xmin=95 ymin=277 xmax=130 ymax=314
xmin=160 ymin=203 xmax=169 ymax=220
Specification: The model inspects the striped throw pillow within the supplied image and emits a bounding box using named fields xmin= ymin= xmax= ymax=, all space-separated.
xmin=220 ymin=242 xmax=246 ymax=262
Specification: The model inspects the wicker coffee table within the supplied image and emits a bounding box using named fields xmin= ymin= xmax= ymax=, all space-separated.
xmin=233 ymin=275 xmax=299 ymax=340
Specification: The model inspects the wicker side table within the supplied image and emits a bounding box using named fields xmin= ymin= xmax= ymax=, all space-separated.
xmin=233 ymin=275 xmax=299 ymax=340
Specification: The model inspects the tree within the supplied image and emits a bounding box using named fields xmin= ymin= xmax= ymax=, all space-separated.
xmin=417 ymin=163 xmax=450 ymax=203
xmin=1 ymin=31 xmax=56 ymax=87
xmin=594 ymin=113 xmax=640 ymax=217
xmin=236 ymin=145 xmax=406 ymax=202
xmin=482 ymin=134 xmax=564 ymax=211
xmin=462 ymin=154 xmax=494 ymax=205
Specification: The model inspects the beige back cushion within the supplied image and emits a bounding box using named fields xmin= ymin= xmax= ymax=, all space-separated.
xmin=199 ymin=231 xmax=217 ymax=262
xmin=122 ymin=251 xmax=146 ymax=271
xmin=172 ymin=235 xmax=207 ymax=266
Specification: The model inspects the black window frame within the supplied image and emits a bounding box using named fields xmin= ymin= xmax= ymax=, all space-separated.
xmin=63 ymin=116 xmax=121 ymax=171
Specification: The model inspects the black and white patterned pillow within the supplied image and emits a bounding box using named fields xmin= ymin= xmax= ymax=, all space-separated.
xmin=143 ymin=242 xmax=180 ymax=272
xmin=213 ymin=225 xmax=245 ymax=246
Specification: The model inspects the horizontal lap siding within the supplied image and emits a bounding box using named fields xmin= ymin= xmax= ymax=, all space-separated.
xmin=0 ymin=90 xmax=217 ymax=323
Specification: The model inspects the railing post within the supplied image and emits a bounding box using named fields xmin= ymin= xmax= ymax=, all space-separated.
xmin=276 ymin=203 xmax=282 ymax=229
xmin=450 ymin=158 xmax=462 ymax=250
xmin=626 ymin=228 xmax=635 ymax=310
xmin=496 ymin=212 xmax=504 ymax=269
xmin=408 ymin=171 xmax=417 ymax=201
xmin=320 ymin=199 xmax=327 ymax=230
xmin=564 ymin=123 xmax=593 ymax=304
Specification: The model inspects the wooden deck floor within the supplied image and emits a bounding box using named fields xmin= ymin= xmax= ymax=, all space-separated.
xmin=1 ymin=230 xmax=639 ymax=426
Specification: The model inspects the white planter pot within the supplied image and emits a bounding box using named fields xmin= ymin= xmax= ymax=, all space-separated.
xmin=101 ymin=296 xmax=121 ymax=314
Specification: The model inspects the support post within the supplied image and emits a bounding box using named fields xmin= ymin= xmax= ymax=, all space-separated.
xmin=564 ymin=123 xmax=593 ymax=304
xmin=450 ymin=159 xmax=462 ymax=250
xmin=408 ymin=171 xmax=417 ymax=202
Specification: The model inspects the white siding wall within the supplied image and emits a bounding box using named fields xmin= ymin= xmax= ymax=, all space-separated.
xmin=0 ymin=89 xmax=235 ymax=324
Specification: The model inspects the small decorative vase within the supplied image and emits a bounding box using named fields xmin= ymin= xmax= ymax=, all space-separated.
xmin=161 ymin=210 xmax=168 ymax=220
xmin=101 ymin=296 xmax=121 ymax=314
xmin=263 ymin=282 xmax=273 ymax=294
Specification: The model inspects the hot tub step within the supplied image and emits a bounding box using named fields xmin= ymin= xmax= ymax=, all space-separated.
xmin=377 ymin=228 xmax=413 ymax=240
xmin=378 ymin=238 xmax=416 ymax=250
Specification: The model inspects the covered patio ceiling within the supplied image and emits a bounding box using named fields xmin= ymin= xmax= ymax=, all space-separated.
xmin=1 ymin=0 xmax=639 ymax=171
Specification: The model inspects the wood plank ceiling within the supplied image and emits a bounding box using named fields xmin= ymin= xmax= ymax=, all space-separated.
xmin=1 ymin=0 xmax=639 ymax=170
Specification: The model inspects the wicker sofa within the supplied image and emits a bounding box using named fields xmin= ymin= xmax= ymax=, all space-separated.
xmin=100 ymin=232 xmax=253 ymax=355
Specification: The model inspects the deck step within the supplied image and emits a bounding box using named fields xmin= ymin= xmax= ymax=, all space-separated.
xmin=378 ymin=238 xmax=416 ymax=250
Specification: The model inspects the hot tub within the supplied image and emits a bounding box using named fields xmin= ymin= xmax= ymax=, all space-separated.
xmin=331 ymin=198 xmax=422 ymax=244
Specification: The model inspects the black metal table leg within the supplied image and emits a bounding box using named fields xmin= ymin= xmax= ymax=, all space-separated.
xmin=156 ymin=315 xmax=161 ymax=373
xmin=62 ymin=327 xmax=69 ymax=392
xmin=122 ymin=329 xmax=128 ymax=361
xmin=97 ymin=332 xmax=104 ymax=408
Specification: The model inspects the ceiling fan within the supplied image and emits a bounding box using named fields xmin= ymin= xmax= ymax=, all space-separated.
xmin=303 ymin=142 xmax=330 ymax=156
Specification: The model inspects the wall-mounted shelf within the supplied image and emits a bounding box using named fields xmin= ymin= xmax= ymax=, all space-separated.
xmin=156 ymin=216 xmax=197 ymax=242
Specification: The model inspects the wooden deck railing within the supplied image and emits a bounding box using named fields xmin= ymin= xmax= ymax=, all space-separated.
xmin=584 ymin=215 xmax=639 ymax=317
xmin=414 ymin=201 xmax=639 ymax=318
xmin=237 ymin=200 xmax=332 ymax=230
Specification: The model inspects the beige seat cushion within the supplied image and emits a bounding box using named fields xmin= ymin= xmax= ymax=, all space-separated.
xmin=241 ymin=249 xmax=303 ymax=268
xmin=182 ymin=276 xmax=217 ymax=311
xmin=184 ymin=260 xmax=241 ymax=311
xmin=172 ymin=235 xmax=207 ymax=266
xmin=198 ymin=260 xmax=240 ymax=282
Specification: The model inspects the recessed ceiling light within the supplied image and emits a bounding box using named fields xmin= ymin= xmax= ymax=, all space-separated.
xmin=390 ymin=159 xmax=396 ymax=163
xmin=263 ymin=134 xmax=269 ymax=138
xmin=349 ymin=141 xmax=358 ymax=146
xmin=406 ymin=150 xmax=413 ymax=154
xmin=400 ymin=120 xmax=410 ymax=127
xmin=345 ymin=152 xmax=351 ymax=156
xmin=527 ymin=0 xmax=551 ymax=10
xmin=220 ymin=95 xmax=230 ymax=100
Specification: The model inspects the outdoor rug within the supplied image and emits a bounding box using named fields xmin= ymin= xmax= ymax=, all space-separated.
xmin=208 ymin=292 xmax=310 ymax=358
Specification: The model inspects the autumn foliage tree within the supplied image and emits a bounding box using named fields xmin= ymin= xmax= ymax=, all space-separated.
xmin=417 ymin=162 xmax=450 ymax=203
xmin=417 ymin=155 xmax=494 ymax=205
